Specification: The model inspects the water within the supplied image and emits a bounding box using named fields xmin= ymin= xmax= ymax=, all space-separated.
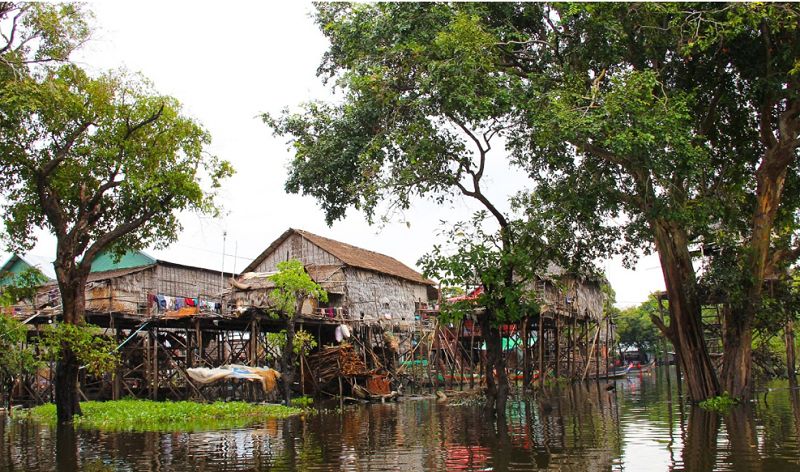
xmin=3 ymin=367 xmax=800 ymax=471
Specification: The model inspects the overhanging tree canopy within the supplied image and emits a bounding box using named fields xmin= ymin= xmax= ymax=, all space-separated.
xmin=0 ymin=63 xmax=233 ymax=422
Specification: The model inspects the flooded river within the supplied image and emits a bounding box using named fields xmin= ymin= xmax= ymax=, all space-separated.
xmin=4 ymin=367 xmax=800 ymax=471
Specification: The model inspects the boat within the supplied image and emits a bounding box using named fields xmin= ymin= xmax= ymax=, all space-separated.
xmin=628 ymin=359 xmax=656 ymax=374
xmin=586 ymin=363 xmax=634 ymax=380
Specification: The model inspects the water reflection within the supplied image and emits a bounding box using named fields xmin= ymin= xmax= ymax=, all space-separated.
xmin=4 ymin=368 xmax=800 ymax=471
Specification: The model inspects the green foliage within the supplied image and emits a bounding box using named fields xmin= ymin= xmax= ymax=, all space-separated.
xmin=21 ymin=398 xmax=301 ymax=432
xmin=0 ymin=266 xmax=48 ymax=307
xmin=265 ymin=329 xmax=317 ymax=360
xmin=0 ymin=311 xmax=41 ymax=402
xmin=419 ymin=214 xmax=544 ymax=328
xmin=291 ymin=396 xmax=314 ymax=408
xmin=0 ymin=3 xmax=92 ymax=81
xmin=0 ymin=269 xmax=47 ymax=403
xmin=699 ymin=392 xmax=741 ymax=412
xmin=616 ymin=302 xmax=663 ymax=357
xmin=269 ymin=259 xmax=328 ymax=319
xmin=0 ymin=64 xmax=234 ymax=256
xmin=39 ymin=322 xmax=119 ymax=376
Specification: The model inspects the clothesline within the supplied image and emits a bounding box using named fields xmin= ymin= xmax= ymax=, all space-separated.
xmin=148 ymin=294 xmax=222 ymax=314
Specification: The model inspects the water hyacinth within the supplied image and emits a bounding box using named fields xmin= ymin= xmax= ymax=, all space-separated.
xmin=21 ymin=399 xmax=302 ymax=432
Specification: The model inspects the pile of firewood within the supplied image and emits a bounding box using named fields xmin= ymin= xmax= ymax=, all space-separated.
xmin=306 ymin=344 xmax=373 ymax=391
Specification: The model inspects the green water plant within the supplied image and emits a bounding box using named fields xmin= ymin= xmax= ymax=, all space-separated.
xmin=699 ymin=392 xmax=741 ymax=412
xmin=20 ymin=399 xmax=302 ymax=432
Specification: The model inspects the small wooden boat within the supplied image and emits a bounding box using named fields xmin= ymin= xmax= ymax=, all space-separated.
xmin=628 ymin=359 xmax=657 ymax=374
xmin=586 ymin=363 xmax=634 ymax=380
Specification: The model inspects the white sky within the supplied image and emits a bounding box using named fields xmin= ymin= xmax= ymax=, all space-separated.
xmin=0 ymin=2 xmax=665 ymax=308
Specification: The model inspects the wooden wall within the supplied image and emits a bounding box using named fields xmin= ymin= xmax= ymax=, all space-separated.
xmin=246 ymin=233 xmax=431 ymax=326
xmin=252 ymin=233 xmax=343 ymax=272
xmin=84 ymin=263 xmax=226 ymax=315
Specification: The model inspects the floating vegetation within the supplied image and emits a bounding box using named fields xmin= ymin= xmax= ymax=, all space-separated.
xmin=20 ymin=399 xmax=302 ymax=432
xmin=699 ymin=392 xmax=741 ymax=412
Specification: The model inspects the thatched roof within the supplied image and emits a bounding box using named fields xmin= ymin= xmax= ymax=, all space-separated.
xmin=243 ymin=228 xmax=436 ymax=287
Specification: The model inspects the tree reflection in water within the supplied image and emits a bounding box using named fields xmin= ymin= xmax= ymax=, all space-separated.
xmin=4 ymin=370 xmax=800 ymax=470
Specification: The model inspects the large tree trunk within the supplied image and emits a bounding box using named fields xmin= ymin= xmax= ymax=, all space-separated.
xmin=54 ymin=349 xmax=81 ymax=424
xmin=281 ymin=315 xmax=297 ymax=406
xmin=720 ymin=310 xmax=753 ymax=398
xmin=480 ymin=313 xmax=509 ymax=418
xmin=721 ymin=145 xmax=793 ymax=399
xmin=651 ymin=218 xmax=719 ymax=402
xmin=53 ymin=271 xmax=88 ymax=423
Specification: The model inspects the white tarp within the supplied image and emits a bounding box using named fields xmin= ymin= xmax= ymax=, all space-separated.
xmin=186 ymin=364 xmax=281 ymax=394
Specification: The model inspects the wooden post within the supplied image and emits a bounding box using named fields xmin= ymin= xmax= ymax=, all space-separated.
xmin=522 ymin=317 xmax=530 ymax=388
xmin=538 ymin=315 xmax=544 ymax=388
xmin=195 ymin=319 xmax=203 ymax=368
xmin=432 ymin=320 xmax=441 ymax=391
xmin=554 ymin=313 xmax=561 ymax=378
xmin=788 ymin=319 xmax=797 ymax=387
xmin=594 ymin=320 xmax=601 ymax=379
xmin=250 ymin=317 xmax=257 ymax=367
xmin=152 ymin=327 xmax=159 ymax=401
xmin=469 ymin=319 xmax=476 ymax=390
xmin=113 ymin=321 xmax=121 ymax=401
xmin=571 ymin=310 xmax=578 ymax=378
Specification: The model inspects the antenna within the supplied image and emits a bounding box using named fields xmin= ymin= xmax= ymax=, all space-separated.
xmin=220 ymin=230 xmax=227 ymax=304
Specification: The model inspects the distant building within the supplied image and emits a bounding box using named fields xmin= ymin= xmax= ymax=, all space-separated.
xmin=2 ymin=250 xmax=231 ymax=317
xmin=0 ymin=254 xmax=56 ymax=287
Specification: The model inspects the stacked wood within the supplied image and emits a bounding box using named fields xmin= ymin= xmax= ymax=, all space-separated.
xmin=306 ymin=344 xmax=374 ymax=393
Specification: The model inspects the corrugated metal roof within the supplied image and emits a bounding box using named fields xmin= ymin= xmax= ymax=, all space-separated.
xmin=0 ymin=254 xmax=57 ymax=282
xmin=244 ymin=228 xmax=436 ymax=286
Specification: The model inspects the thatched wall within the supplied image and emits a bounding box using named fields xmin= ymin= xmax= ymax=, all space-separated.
xmin=536 ymin=275 xmax=604 ymax=323
xmin=236 ymin=231 xmax=433 ymax=329
xmin=342 ymin=267 xmax=429 ymax=324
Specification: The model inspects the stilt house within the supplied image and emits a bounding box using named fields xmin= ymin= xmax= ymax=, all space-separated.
xmin=231 ymin=228 xmax=439 ymax=327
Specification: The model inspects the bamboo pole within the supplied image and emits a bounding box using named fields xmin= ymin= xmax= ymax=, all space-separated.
xmin=581 ymin=321 xmax=603 ymax=382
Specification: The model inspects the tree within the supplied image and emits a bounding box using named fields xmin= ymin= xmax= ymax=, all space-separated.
xmin=268 ymin=2 xmax=800 ymax=404
xmin=510 ymin=3 xmax=800 ymax=401
xmin=265 ymin=3 xmax=569 ymax=418
xmin=268 ymin=259 xmax=327 ymax=406
xmin=0 ymin=64 xmax=233 ymax=423
xmin=617 ymin=303 xmax=663 ymax=360
xmin=0 ymin=2 xmax=91 ymax=82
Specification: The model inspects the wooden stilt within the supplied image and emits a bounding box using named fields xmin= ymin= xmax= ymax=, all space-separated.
xmin=538 ymin=315 xmax=544 ymax=388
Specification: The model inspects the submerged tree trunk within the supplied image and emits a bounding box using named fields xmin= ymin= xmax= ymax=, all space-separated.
xmin=54 ymin=349 xmax=81 ymax=424
xmin=721 ymin=150 xmax=793 ymax=400
xmin=53 ymin=268 xmax=89 ymax=424
xmin=480 ymin=313 xmax=509 ymax=419
xmin=651 ymin=219 xmax=719 ymax=403
xmin=720 ymin=311 xmax=753 ymax=398
xmin=282 ymin=315 xmax=297 ymax=406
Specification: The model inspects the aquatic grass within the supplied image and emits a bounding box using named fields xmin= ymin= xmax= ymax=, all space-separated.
xmin=699 ymin=391 xmax=741 ymax=411
xmin=21 ymin=399 xmax=302 ymax=432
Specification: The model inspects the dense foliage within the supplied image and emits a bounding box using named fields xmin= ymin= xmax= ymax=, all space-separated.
xmin=616 ymin=299 xmax=665 ymax=358
xmin=0 ymin=3 xmax=234 ymax=422
xmin=267 ymin=2 xmax=800 ymax=403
